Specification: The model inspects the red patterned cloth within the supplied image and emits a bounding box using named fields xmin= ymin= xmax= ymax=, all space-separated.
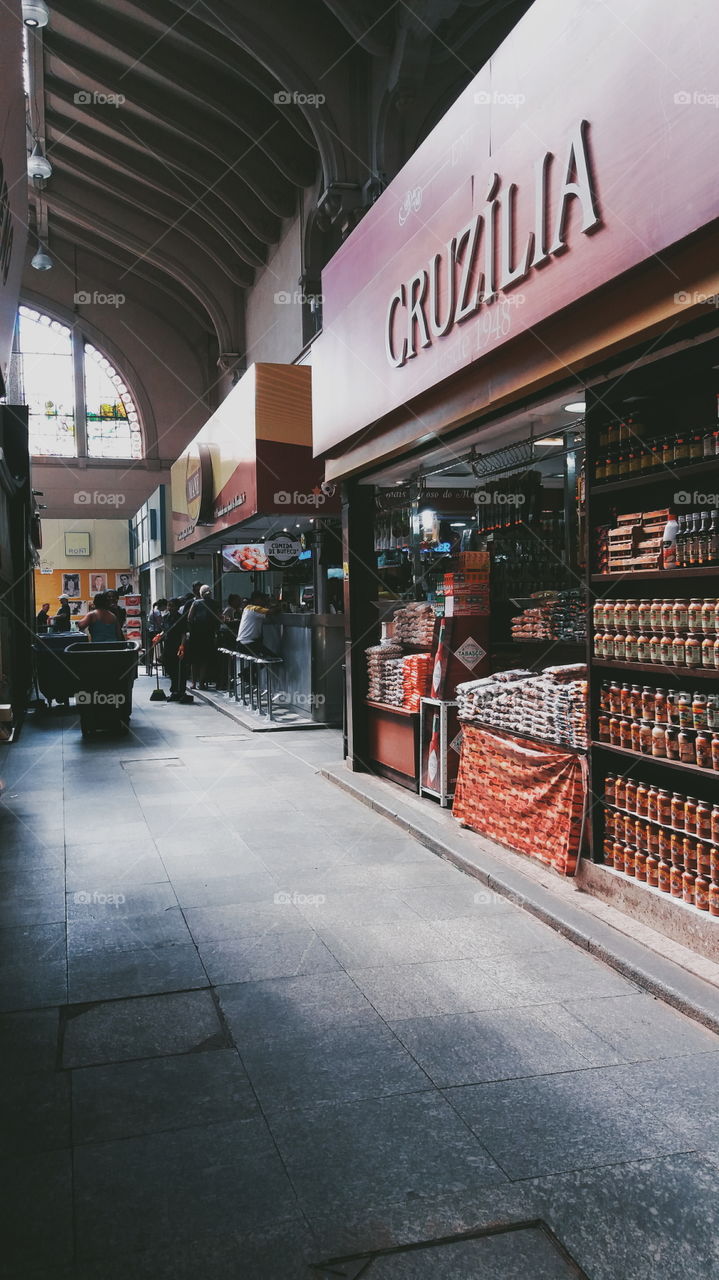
xmin=452 ymin=724 xmax=587 ymax=876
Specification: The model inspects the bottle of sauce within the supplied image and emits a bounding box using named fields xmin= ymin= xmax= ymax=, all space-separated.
xmin=624 ymin=844 xmax=636 ymax=877
xmin=630 ymin=684 xmax=643 ymax=718
xmin=658 ymin=825 xmax=672 ymax=860
xmin=678 ymin=731 xmax=695 ymax=764
xmin=649 ymin=598 xmax=663 ymax=631
xmin=672 ymin=597 xmax=688 ymax=631
xmin=712 ymin=733 xmax=719 ymax=772
xmin=672 ymin=632 xmax=686 ymax=667
xmin=685 ymin=633 xmax=701 ymax=669
xmin=609 ymin=681 xmax=622 ymax=712
xmin=635 ymin=781 xmax=649 ymax=818
xmin=701 ymin=599 xmax=716 ymax=633
xmin=635 ymin=849 xmax=648 ymax=881
xmin=604 ymin=772 xmax=616 ymax=805
xmin=603 ymin=837 xmax=615 ymax=867
xmin=666 ymin=691 xmax=679 ymax=725
xmin=658 ymin=856 xmax=672 ymax=893
xmin=625 ymin=599 xmax=639 ymax=629
xmin=641 ymin=686 xmax=655 ymax=720
xmin=609 ymin=714 xmax=621 ymax=746
xmin=614 ymin=599 xmax=626 ymax=631
xmin=614 ymin=630 xmax=627 ymax=661
xmin=711 ymin=804 xmax=719 ymax=846
xmin=649 ymin=632 xmax=662 ymax=663
xmin=613 ymin=841 xmax=626 ymax=874
xmin=694 ymin=873 xmax=710 ymax=911
xmin=701 ymin=633 xmax=715 ymax=669
xmin=630 ymin=721 xmax=642 ymax=752
xmin=646 ymin=851 xmax=659 ymax=887
xmin=615 ymin=776 xmax=626 ymax=809
xmin=670 ymin=864 xmax=684 ymax=896
xmin=682 ymin=869 xmax=696 ymax=905
xmin=625 ymin=779 xmax=637 ymax=812
xmin=659 ymin=629 xmax=674 ymax=665
xmin=677 ymin=691 xmax=692 ymax=727
xmin=651 ymin=724 xmax=666 ymax=757
xmin=620 ymin=718 xmax=633 ymax=750
xmin=696 ymin=731 xmax=711 ymax=769
xmin=646 ymin=785 xmax=659 ymax=822
xmin=683 ymin=837 xmax=697 ymax=873
xmin=660 ymin=598 xmax=674 ymax=630
xmin=708 ymin=881 xmax=719 ymax=916
xmin=714 ymin=633 xmax=719 ymax=668
xmin=684 ymin=797 xmax=698 ymax=835
xmin=636 ymin=630 xmax=651 ymax=662
xmin=688 ymin=598 xmax=703 ymax=631
xmin=625 ymin=630 xmax=638 ymax=662
xmin=696 ymin=837 xmax=711 ymax=877
xmin=665 ymin=727 xmax=679 ymax=760
xmin=670 ymin=792 xmax=686 ymax=829
xmin=692 ymin=693 xmax=708 ymax=730
xmin=603 ymin=629 xmax=615 ymax=660
xmin=639 ymin=720 xmax=653 ymax=754
xmin=620 ymin=682 xmax=632 ymax=715
xmin=598 ymin=713 xmax=610 ymax=742
xmin=638 ymin=598 xmax=652 ymax=630
xmin=593 ymin=630 xmax=605 ymax=659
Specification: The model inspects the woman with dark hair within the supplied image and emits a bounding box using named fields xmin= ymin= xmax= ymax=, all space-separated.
xmin=77 ymin=593 xmax=124 ymax=642
xmin=186 ymin=584 xmax=222 ymax=689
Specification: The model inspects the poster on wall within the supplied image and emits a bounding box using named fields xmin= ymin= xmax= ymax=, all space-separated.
xmin=69 ymin=601 xmax=86 ymax=617
xmin=114 ymin=572 xmax=137 ymax=596
xmin=62 ymin=572 xmax=81 ymax=598
xmin=222 ymin=545 xmax=269 ymax=572
xmin=89 ymin=572 xmax=108 ymax=594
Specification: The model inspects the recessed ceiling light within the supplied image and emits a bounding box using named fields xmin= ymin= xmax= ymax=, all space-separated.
xmin=564 ymin=401 xmax=586 ymax=413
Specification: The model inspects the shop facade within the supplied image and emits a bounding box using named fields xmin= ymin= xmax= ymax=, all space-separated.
xmin=313 ymin=0 xmax=719 ymax=950
xmin=171 ymin=362 xmax=344 ymax=725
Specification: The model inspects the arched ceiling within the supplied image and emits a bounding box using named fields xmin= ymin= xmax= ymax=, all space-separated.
xmin=27 ymin=0 xmax=533 ymax=364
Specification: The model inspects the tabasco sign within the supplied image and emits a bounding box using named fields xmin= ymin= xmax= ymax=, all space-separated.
xmin=313 ymin=0 xmax=719 ymax=455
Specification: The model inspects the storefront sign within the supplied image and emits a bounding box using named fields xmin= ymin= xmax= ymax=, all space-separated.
xmin=313 ymin=0 xmax=719 ymax=455
xmin=454 ymin=638 xmax=487 ymax=670
xmin=386 ymin=120 xmax=599 ymax=369
xmin=266 ymin=536 xmax=301 ymax=564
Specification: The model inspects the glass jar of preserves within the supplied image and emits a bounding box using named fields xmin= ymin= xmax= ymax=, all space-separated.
xmin=639 ymin=719 xmax=653 ymax=754
xmin=593 ymin=630 xmax=605 ymax=659
xmin=603 ymin=601 xmax=616 ymax=629
xmin=688 ymin=598 xmax=703 ymax=631
xmin=709 ymin=881 xmax=719 ymax=915
xmin=636 ymin=630 xmax=651 ymax=662
xmin=677 ymin=691 xmax=692 ymax=728
xmin=710 ymin=844 xmax=719 ymax=883
xmin=701 ymin=599 xmax=716 ymax=633
xmin=678 ymin=731 xmax=695 ymax=764
xmin=603 ymin=837 xmax=615 ymax=866
xmin=646 ymin=786 xmax=659 ymax=822
xmin=603 ymin=630 xmax=615 ymax=660
xmin=672 ymin=598 xmax=689 ymax=630
xmin=597 ymin=713 xmax=610 ymax=742
xmin=657 ymin=789 xmax=671 ymax=825
xmin=604 ymin=772 xmax=616 ymax=805
xmin=613 ymin=841 xmax=626 ymax=873
xmin=692 ymin=694 xmax=708 ymax=729
xmin=609 ymin=715 xmax=621 ymax=745
xmin=599 ymin=681 xmax=611 ymax=712
xmin=659 ymin=630 xmax=674 ymax=664
xmin=605 ymin=808 xmax=616 ymax=839
xmin=649 ymin=599 xmax=663 ymax=630
xmin=620 ymin=682 xmax=632 ymax=715
xmin=615 ymin=777 xmax=626 ymax=809
xmin=658 ymin=825 xmax=672 ymax=859
xmin=682 ymin=870 xmax=696 ymax=905
xmin=696 ymin=840 xmax=711 ymax=877
xmin=671 ymin=792 xmax=686 ymax=829
xmin=672 ymin=633 xmax=686 ymax=666
xmin=666 ymin=691 xmax=679 ymax=724
xmin=654 ymin=688 xmax=667 ymax=722
xmin=640 ymin=686 xmax=655 ymax=719
xmin=593 ymin=600 xmax=606 ymax=629
xmin=624 ymin=779 xmax=637 ymax=812
xmin=630 ymin=721 xmax=642 ymax=752
xmin=684 ymin=797 xmax=698 ymax=834
xmin=624 ymin=630 xmax=638 ymax=662
xmin=694 ymin=873 xmax=710 ymax=911
xmin=613 ymin=600 xmax=626 ymax=630
xmin=636 ymin=821 xmax=649 ymax=852
xmin=635 ymin=781 xmax=649 ymax=817
xmin=651 ymin=724 xmax=666 ymax=757
xmin=647 ymin=824 xmax=660 ymax=857
xmin=625 ymin=599 xmax=639 ymax=628
xmin=646 ymin=852 xmax=659 ymax=887
xmin=623 ymin=813 xmax=636 ymax=844
xmin=683 ymin=837 xmax=697 ymax=871
xmin=635 ymin=849 xmax=647 ymax=881
xmin=670 ymin=864 xmax=684 ymax=896
xmin=712 ymin=733 xmax=719 ymax=771
xmin=660 ymin=599 xmax=674 ymax=630
xmin=696 ymin=731 xmax=711 ymax=769
xmin=701 ymin=633 xmax=716 ymax=669
xmin=609 ymin=681 xmax=622 ymax=712
xmin=714 ymin=634 xmax=719 ymax=668
xmin=630 ymin=684 xmax=643 ymax=718
xmin=685 ymin=633 xmax=701 ymax=668
xmin=614 ymin=631 xmax=627 ymax=660
xmin=624 ymin=844 xmax=636 ymax=877
xmin=670 ymin=831 xmax=684 ymax=865
xmin=638 ymin=598 xmax=652 ymax=629
xmin=649 ymin=633 xmax=662 ymax=663
xmin=620 ymin=718 xmax=633 ymax=750
xmin=665 ymin=727 xmax=680 ymax=760
xmin=658 ymin=857 xmax=672 ymax=893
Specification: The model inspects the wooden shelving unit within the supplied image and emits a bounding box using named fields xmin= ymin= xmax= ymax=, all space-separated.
xmin=592 ymin=657 xmax=719 ymax=680
xmin=590 ymin=455 xmax=719 ymax=498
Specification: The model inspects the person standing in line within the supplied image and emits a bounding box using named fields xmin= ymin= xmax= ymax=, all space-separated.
xmin=36 ymin=603 xmax=50 ymax=633
xmin=51 ymin=595 xmax=71 ymax=632
xmin=186 ymin=584 xmax=222 ymax=689
xmin=164 ymin=598 xmax=192 ymax=702
xmin=106 ymin=589 xmax=126 ymax=629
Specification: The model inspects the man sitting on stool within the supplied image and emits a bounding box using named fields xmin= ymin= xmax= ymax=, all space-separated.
xmin=236 ymin=592 xmax=281 ymax=659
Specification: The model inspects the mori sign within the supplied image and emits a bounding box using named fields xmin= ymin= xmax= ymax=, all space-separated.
xmin=385 ymin=120 xmax=598 ymax=369
xmin=312 ymin=0 xmax=719 ymax=455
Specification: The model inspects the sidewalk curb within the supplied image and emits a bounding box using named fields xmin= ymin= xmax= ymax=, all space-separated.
xmin=320 ymin=765 xmax=719 ymax=1036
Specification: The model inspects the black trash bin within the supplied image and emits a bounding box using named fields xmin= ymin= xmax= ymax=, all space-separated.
xmin=64 ymin=641 xmax=140 ymax=738
xmin=33 ymin=632 xmax=88 ymax=708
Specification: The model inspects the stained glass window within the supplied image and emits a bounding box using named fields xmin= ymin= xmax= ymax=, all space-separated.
xmin=15 ymin=308 xmax=76 ymax=456
xmin=6 ymin=305 xmax=143 ymax=460
xmin=85 ymin=344 xmax=142 ymax=459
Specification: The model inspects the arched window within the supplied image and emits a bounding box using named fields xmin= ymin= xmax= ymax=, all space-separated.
xmin=8 ymin=305 xmax=143 ymax=460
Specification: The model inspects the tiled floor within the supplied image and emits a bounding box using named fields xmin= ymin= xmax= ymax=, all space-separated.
xmin=1 ymin=678 xmax=718 ymax=1279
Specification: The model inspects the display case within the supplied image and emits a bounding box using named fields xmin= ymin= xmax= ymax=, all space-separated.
xmin=584 ymin=329 xmax=719 ymax=916
xmin=419 ymin=698 xmax=460 ymax=807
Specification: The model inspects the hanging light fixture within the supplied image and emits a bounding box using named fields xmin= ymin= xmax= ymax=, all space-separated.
xmin=28 ymin=141 xmax=52 ymax=181
xmin=31 ymin=244 xmax=53 ymax=270
xmin=22 ymin=0 xmax=49 ymax=26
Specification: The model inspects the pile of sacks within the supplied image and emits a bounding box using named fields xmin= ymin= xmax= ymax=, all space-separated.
xmin=392 ymin=602 xmax=437 ymax=648
xmin=456 ymin=664 xmax=588 ymax=750
xmin=365 ymin=640 xmax=403 ymax=703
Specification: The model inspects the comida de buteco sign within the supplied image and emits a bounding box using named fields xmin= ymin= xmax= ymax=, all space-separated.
xmin=385 ymin=119 xmax=599 ymax=368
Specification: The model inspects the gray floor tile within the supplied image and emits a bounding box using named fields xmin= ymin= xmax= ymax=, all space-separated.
xmin=0 ymin=1071 xmax=71 ymax=1153
xmin=159 ymin=847 xmax=259 ymax=880
xmin=348 ymin=958 xmax=518 ymax=1020
xmin=65 ymin=850 xmax=168 ymax=891
xmin=197 ymin=928 xmax=341 ymax=985
xmin=183 ymin=898 xmax=306 ymax=940
xmin=489 ymin=946 xmax=640 ymax=1002
xmin=241 ymin=1018 xmax=431 ymax=1112
xmin=170 ymin=870 xmax=278 ymax=908
xmin=62 ymin=989 xmax=227 ymax=1067
xmin=295 ymin=888 xmax=423 ymax=927
xmin=268 ymin=1091 xmax=506 ymax=1215
xmin=66 ymin=881 xmax=177 ymax=922
xmin=218 ymin=970 xmax=378 ymax=1044
xmin=67 ymin=906 xmax=193 ymax=955
xmin=68 ymin=941 xmax=208 ymax=1003
xmin=70 ymin=1223 xmax=318 ymax=1280
xmin=553 ymin=993 xmax=719 ymax=1064
xmin=66 ymin=821 xmax=152 ymax=849
xmin=396 ymin=884 xmax=517 ymax=921
xmin=597 ymin=1051 xmax=719 ymax=1147
xmin=430 ymin=912 xmax=574 ymax=959
xmin=390 ymin=1007 xmax=593 ymax=1086
xmin=315 ymin=919 xmax=467 ymax=968
xmin=1 ymin=1149 xmax=73 ymax=1269
xmin=72 ymin=1047 xmax=257 ymax=1142
xmin=365 ymin=1225 xmax=583 ymax=1278
xmin=0 ymin=888 xmax=66 ymax=928
xmin=73 ymin=1118 xmax=301 ymax=1258
xmin=0 ymin=923 xmax=67 ymax=1011
xmin=0 ymin=1007 xmax=60 ymax=1075
xmin=446 ymin=1070 xmax=691 ymax=1180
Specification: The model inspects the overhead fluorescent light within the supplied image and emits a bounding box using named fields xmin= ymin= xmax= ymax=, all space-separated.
xmin=563 ymin=401 xmax=586 ymax=413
